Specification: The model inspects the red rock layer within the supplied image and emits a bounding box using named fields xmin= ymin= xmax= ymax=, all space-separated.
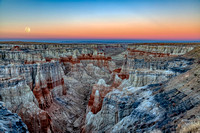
xmin=18 ymin=105 xmax=54 ymax=133
xmin=113 ymin=68 xmax=129 ymax=80
xmin=24 ymin=60 xmax=46 ymax=64
xmin=117 ymin=73 xmax=129 ymax=80
xmin=33 ymin=81 xmax=53 ymax=109
xmin=88 ymin=88 xmax=103 ymax=114
xmin=47 ymin=78 xmax=66 ymax=95
xmin=11 ymin=46 xmax=21 ymax=51
xmin=127 ymin=48 xmax=171 ymax=57
xmin=60 ymin=54 xmax=111 ymax=67
xmin=33 ymin=77 xmax=67 ymax=110
xmin=45 ymin=57 xmax=59 ymax=62
xmin=60 ymin=56 xmax=80 ymax=64
xmin=88 ymin=75 xmax=122 ymax=114
xmin=113 ymin=68 xmax=122 ymax=73
xmin=32 ymin=62 xmax=67 ymax=110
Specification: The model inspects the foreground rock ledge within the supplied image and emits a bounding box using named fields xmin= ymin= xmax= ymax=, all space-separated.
xmin=0 ymin=102 xmax=29 ymax=133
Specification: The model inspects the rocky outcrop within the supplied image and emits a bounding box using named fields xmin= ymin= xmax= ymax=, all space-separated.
xmin=88 ymin=75 xmax=123 ymax=115
xmin=0 ymin=101 xmax=29 ymax=133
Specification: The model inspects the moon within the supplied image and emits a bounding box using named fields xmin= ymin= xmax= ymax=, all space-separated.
xmin=25 ymin=27 xmax=31 ymax=33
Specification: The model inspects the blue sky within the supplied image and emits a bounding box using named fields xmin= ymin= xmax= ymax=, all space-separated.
xmin=0 ymin=0 xmax=200 ymax=40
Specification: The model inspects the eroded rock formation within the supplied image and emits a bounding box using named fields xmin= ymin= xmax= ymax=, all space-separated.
xmin=0 ymin=42 xmax=200 ymax=133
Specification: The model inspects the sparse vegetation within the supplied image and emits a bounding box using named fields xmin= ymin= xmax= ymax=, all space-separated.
xmin=177 ymin=119 xmax=200 ymax=133
xmin=150 ymin=129 xmax=162 ymax=133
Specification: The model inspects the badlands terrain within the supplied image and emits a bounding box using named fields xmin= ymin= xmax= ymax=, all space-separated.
xmin=0 ymin=42 xmax=200 ymax=133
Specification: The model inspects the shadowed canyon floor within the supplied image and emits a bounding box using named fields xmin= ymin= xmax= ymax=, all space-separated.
xmin=0 ymin=42 xmax=200 ymax=133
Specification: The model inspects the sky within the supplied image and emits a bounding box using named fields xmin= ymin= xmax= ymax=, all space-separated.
xmin=0 ymin=0 xmax=200 ymax=40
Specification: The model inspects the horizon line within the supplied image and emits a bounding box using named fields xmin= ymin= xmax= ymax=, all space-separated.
xmin=0 ymin=38 xmax=200 ymax=41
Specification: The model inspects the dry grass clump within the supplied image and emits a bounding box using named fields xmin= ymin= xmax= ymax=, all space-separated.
xmin=177 ymin=119 xmax=200 ymax=133
xmin=150 ymin=129 xmax=162 ymax=133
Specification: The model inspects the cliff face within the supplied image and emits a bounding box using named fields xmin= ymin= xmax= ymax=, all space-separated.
xmin=127 ymin=57 xmax=193 ymax=87
xmin=0 ymin=77 xmax=54 ymax=133
xmin=0 ymin=60 xmax=66 ymax=132
xmin=0 ymin=42 xmax=199 ymax=133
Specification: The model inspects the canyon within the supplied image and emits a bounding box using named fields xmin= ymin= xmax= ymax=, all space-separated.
xmin=0 ymin=42 xmax=200 ymax=133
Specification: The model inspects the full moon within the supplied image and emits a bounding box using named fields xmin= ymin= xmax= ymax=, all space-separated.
xmin=25 ymin=27 xmax=31 ymax=33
